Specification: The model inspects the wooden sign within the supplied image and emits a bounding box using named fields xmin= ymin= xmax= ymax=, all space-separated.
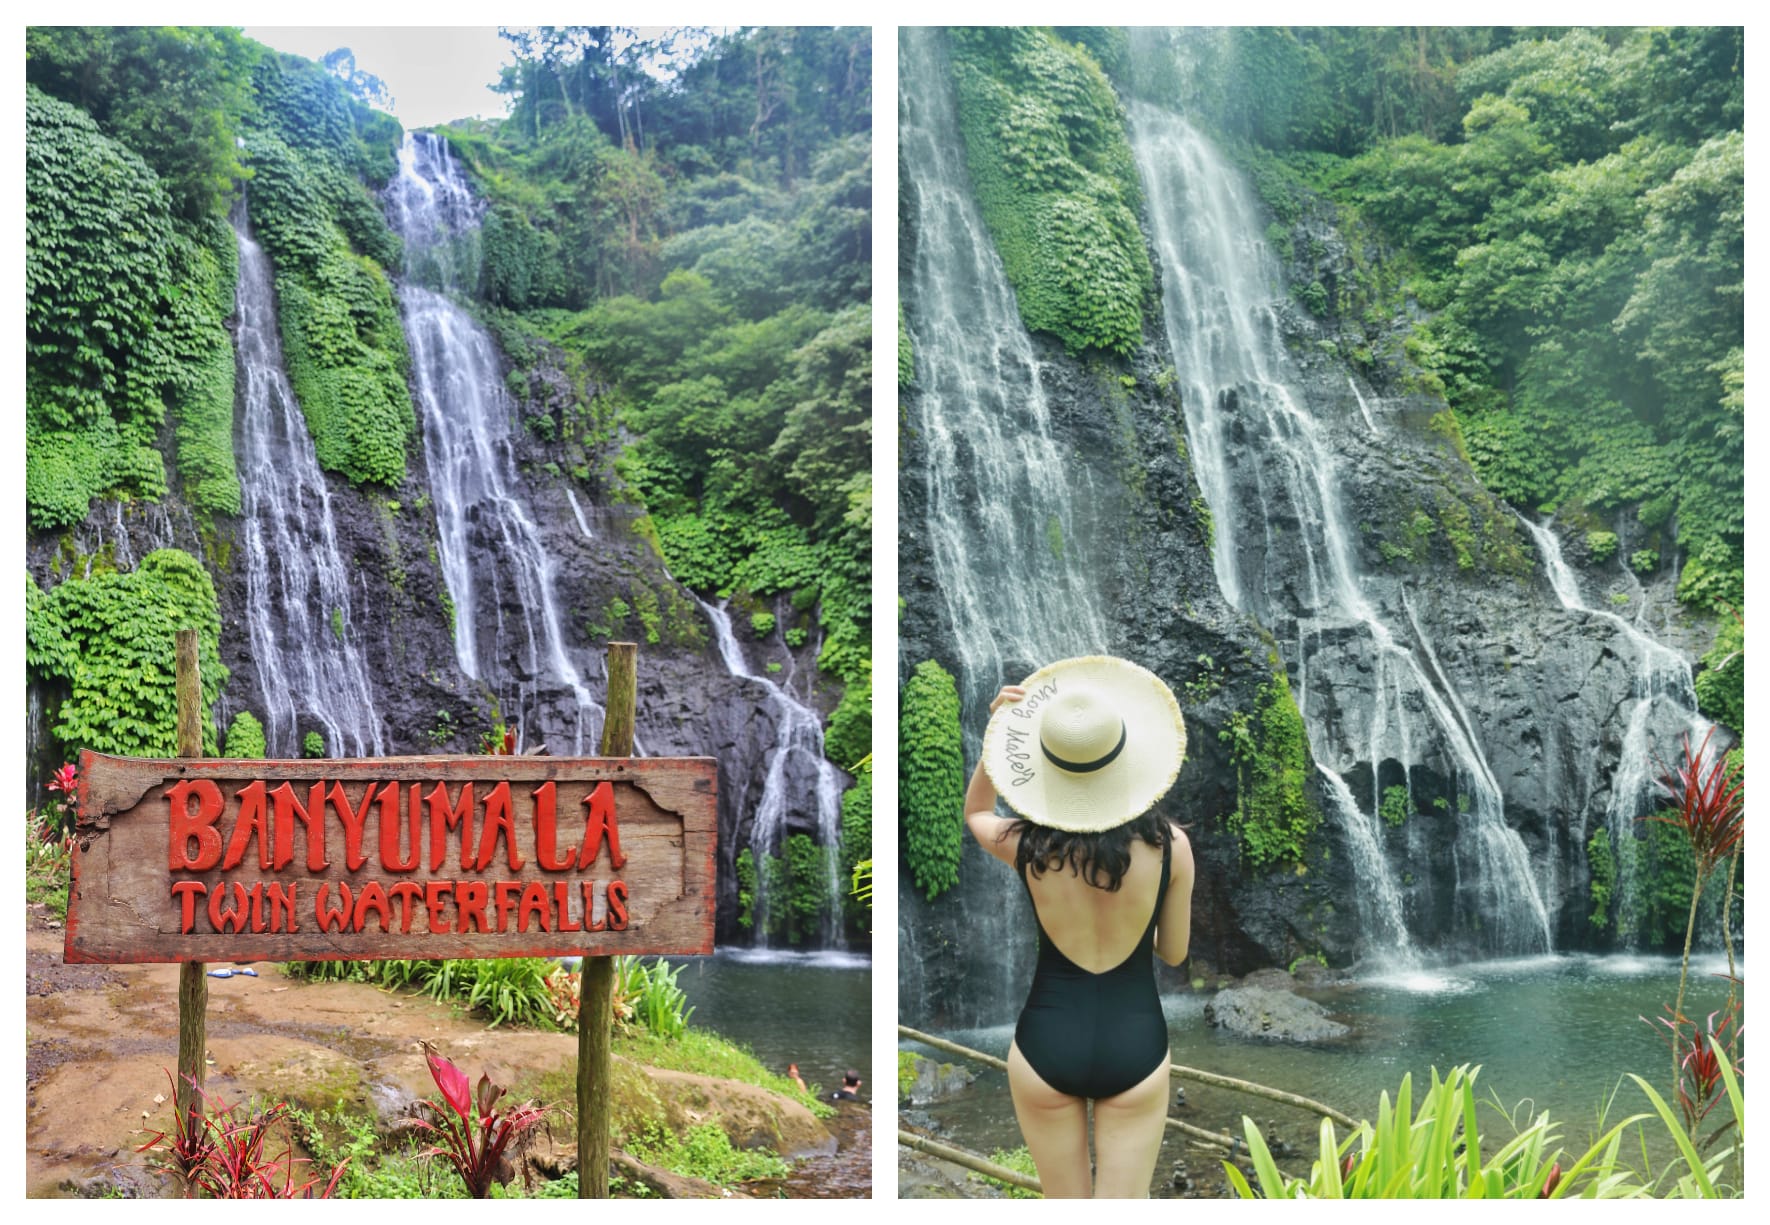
xmin=68 ymin=751 xmax=717 ymax=964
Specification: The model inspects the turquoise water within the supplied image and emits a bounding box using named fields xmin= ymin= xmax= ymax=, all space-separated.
xmin=673 ymin=949 xmax=873 ymax=1098
xmin=914 ymin=952 xmax=1740 ymax=1191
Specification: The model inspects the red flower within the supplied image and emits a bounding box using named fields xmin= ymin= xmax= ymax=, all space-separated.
xmin=47 ymin=763 xmax=77 ymax=796
xmin=422 ymin=1041 xmax=473 ymax=1121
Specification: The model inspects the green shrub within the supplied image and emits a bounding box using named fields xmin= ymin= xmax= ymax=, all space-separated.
xmin=901 ymin=659 xmax=965 ymax=901
xmin=749 ymin=610 xmax=776 ymax=638
xmin=242 ymin=130 xmax=412 ymax=488
xmin=303 ymin=730 xmax=326 ymax=758
xmin=735 ymin=848 xmax=758 ymax=931
xmin=225 ymin=710 xmax=268 ymax=759
xmin=1586 ymin=827 xmax=1616 ymax=931
xmin=1585 ymin=530 xmax=1619 ymax=564
xmin=947 ymin=28 xmax=1151 ymax=355
xmin=823 ymin=668 xmax=871 ymax=771
xmin=1220 ymin=672 xmax=1318 ymax=871
xmin=838 ymin=774 xmax=873 ymax=934
xmin=27 ymin=550 xmax=225 ymax=757
xmin=1379 ymin=785 xmax=1410 ymax=828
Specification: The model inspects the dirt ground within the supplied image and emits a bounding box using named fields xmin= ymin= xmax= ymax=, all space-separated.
xmin=23 ymin=904 xmax=863 ymax=1198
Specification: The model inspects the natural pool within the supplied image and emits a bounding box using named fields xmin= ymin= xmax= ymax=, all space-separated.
xmin=910 ymin=951 xmax=1740 ymax=1194
xmin=675 ymin=947 xmax=874 ymax=1099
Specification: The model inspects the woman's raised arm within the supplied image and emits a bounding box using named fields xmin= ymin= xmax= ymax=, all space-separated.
xmin=965 ymin=684 xmax=1025 ymax=866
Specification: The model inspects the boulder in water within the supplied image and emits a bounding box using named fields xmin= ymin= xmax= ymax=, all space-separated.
xmin=1203 ymin=984 xmax=1349 ymax=1043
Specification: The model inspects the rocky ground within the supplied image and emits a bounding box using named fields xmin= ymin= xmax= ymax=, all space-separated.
xmin=24 ymin=903 xmax=863 ymax=1199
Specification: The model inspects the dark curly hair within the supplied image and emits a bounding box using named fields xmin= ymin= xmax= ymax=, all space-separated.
xmin=1003 ymin=811 xmax=1172 ymax=893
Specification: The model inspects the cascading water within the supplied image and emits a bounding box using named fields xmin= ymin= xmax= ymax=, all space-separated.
xmin=231 ymin=208 xmax=386 ymax=758
xmin=386 ymin=133 xmax=605 ymax=754
xmin=899 ymin=28 xmax=1113 ymax=1021
xmin=1130 ymin=101 xmax=1552 ymax=960
xmin=1517 ymin=516 xmax=1711 ymax=942
xmin=696 ymin=597 xmax=847 ymax=947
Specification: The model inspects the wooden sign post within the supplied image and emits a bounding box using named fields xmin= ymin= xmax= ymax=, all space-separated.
xmin=69 ymin=640 xmax=716 ymax=1195
xmin=174 ymin=629 xmax=206 ymax=1133
xmin=580 ymin=640 xmax=635 ymax=1199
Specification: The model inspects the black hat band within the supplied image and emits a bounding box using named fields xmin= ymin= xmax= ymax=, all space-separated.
xmin=1041 ymin=721 xmax=1128 ymax=774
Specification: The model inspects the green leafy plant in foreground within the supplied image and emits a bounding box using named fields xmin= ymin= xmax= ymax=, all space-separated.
xmin=624 ymin=1119 xmax=788 ymax=1186
xmin=1225 ymin=1065 xmax=1649 ymax=1199
xmin=1227 ymin=1055 xmax=1744 ymax=1199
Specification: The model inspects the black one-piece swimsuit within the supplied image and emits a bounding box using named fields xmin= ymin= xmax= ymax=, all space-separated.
xmin=1013 ymin=839 xmax=1171 ymax=1100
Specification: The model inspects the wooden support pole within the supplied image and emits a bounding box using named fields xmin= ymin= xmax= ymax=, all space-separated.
xmin=174 ymin=629 xmax=207 ymax=1132
xmin=898 ymin=1131 xmax=1043 ymax=1194
xmin=580 ymin=642 xmax=637 ymax=1199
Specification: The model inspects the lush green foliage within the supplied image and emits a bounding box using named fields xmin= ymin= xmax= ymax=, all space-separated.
xmin=26 ymin=26 xmax=259 ymax=220
xmin=1379 ymin=784 xmax=1410 ymax=828
xmin=1233 ymin=29 xmax=1746 ymax=623
xmin=26 ymin=86 xmax=177 ymax=529
xmin=901 ymin=659 xmax=965 ymax=901
xmin=823 ymin=666 xmax=872 ymax=771
xmin=975 ymin=1146 xmax=1041 ymax=1198
xmin=224 ymin=710 xmax=268 ymax=759
xmin=1226 ymin=1064 xmax=1658 ymax=1199
xmin=626 ymin=957 xmax=696 ymax=1040
xmin=243 ymin=123 xmax=411 ymax=488
xmin=625 ymin=1120 xmax=789 ymax=1186
xmin=1693 ymin=613 xmax=1743 ymax=733
xmin=1220 ymin=671 xmax=1318 ymax=871
xmin=443 ymin=30 xmax=872 ymax=713
xmin=286 ymin=957 xmax=560 ymax=1030
xmin=838 ymin=769 xmax=873 ymax=936
xmin=734 ymin=847 xmax=758 ymax=932
xmin=27 ymin=550 xmax=225 ymax=757
xmin=947 ymin=27 xmax=1151 ymax=355
xmin=1586 ymin=828 xmax=1616 ymax=931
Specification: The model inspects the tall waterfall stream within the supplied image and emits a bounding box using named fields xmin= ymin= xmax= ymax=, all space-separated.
xmin=232 ymin=208 xmax=386 ymax=758
xmin=387 ymin=133 xmax=608 ymax=755
xmin=1130 ymin=103 xmax=1553 ymax=960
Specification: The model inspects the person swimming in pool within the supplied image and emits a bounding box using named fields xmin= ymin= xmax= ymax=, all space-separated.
xmin=965 ymin=657 xmax=1195 ymax=1199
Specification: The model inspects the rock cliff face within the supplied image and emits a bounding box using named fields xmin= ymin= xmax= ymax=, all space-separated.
xmin=26 ymin=293 xmax=846 ymax=952
xmin=898 ymin=58 xmax=1716 ymax=1027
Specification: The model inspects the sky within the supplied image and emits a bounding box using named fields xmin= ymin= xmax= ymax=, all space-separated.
xmin=242 ymin=27 xmax=517 ymax=129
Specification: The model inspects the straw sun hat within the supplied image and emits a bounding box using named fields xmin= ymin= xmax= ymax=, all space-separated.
xmin=981 ymin=656 xmax=1186 ymax=833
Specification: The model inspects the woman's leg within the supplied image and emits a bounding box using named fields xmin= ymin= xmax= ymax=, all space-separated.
xmin=1006 ymin=1039 xmax=1092 ymax=1198
xmin=1089 ymin=1054 xmax=1170 ymax=1198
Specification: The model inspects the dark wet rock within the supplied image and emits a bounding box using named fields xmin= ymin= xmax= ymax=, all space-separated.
xmin=1204 ymin=984 xmax=1349 ymax=1043
xmin=901 ymin=1051 xmax=977 ymax=1105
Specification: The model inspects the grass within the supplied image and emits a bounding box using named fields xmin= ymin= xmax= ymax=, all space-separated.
xmin=25 ymin=807 xmax=72 ymax=920
xmin=615 ymin=1027 xmax=834 ymax=1118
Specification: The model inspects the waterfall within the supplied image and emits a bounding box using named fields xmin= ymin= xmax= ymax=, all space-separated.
xmin=1517 ymin=516 xmax=1711 ymax=942
xmin=231 ymin=208 xmax=386 ymax=758
xmin=696 ymin=596 xmax=847 ymax=948
xmin=1130 ymin=102 xmax=1552 ymax=959
xmin=386 ymin=132 xmax=605 ymax=755
xmin=899 ymin=28 xmax=1114 ymax=1020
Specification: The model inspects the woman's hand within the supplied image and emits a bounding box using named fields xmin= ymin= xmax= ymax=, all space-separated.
xmin=989 ymin=685 xmax=1026 ymax=716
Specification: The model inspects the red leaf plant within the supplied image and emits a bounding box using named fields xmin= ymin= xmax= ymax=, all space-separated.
xmin=139 ymin=1071 xmax=347 ymax=1198
xmin=408 ymin=1041 xmax=549 ymax=1198
xmin=44 ymin=761 xmax=79 ymax=838
xmin=1648 ymin=1006 xmax=1745 ymax=1139
xmin=1644 ymin=727 xmax=1745 ymax=1105
xmin=1649 ymin=727 xmax=1745 ymax=878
